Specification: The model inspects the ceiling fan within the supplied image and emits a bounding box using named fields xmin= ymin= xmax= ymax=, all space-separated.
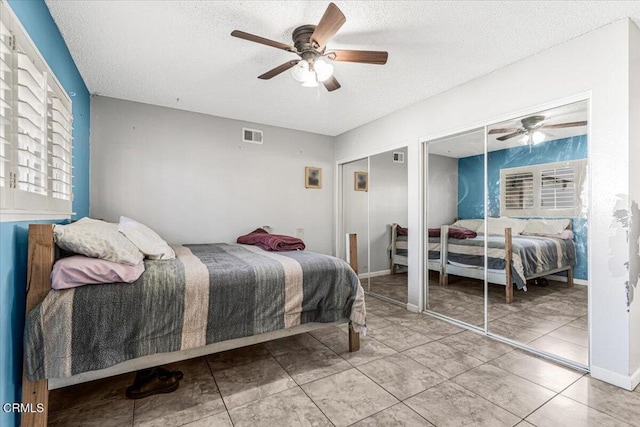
xmin=231 ymin=2 xmax=388 ymax=92
xmin=488 ymin=115 xmax=587 ymax=144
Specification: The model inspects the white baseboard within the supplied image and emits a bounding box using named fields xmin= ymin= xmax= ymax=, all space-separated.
xmin=590 ymin=365 xmax=640 ymax=391
xmin=406 ymin=303 xmax=420 ymax=313
xmin=359 ymin=269 xmax=391 ymax=279
xmin=546 ymin=274 xmax=588 ymax=286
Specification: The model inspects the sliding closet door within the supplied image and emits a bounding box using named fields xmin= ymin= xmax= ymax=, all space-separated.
xmin=368 ymin=147 xmax=408 ymax=304
xmin=341 ymin=158 xmax=370 ymax=292
xmin=425 ymin=129 xmax=486 ymax=329
xmin=486 ymin=100 xmax=589 ymax=367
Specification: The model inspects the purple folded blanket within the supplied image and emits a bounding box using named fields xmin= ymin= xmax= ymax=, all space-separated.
xmin=428 ymin=227 xmax=477 ymax=239
xmin=237 ymin=228 xmax=306 ymax=251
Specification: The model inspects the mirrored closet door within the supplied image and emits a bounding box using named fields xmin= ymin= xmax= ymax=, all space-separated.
xmin=486 ymin=100 xmax=589 ymax=367
xmin=339 ymin=148 xmax=408 ymax=305
xmin=341 ymin=157 xmax=370 ymax=292
xmin=423 ymin=99 xmax=589 ymax=369
xmin=425 ymin=130 xmax=486 ymax=329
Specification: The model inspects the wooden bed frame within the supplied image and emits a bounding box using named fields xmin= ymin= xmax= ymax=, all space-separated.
xmin=429 ymin=225 xmax=574 ymax=304
xmin=21 ymin=224 xmax=361 ymax=426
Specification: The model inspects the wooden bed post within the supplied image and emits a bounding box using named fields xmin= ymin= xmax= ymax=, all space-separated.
xmin=504 ymin=227 xmax=514 ymax=304
xmin=439 ymin=225 xmax=449 ymax=286
xmin=346 ymin=233 xmax=360 ymax=352
xmin=567 ymin=266 xmax=574 ymax=287
xmin=22 ymin=224 xmax=54 ymax=427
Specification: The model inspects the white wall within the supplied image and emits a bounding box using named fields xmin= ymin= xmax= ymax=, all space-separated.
xmin=427 ymin=154 xmax=458 ymax=228
xmin=335 ymin=19 xmax=638 ymax=388
xmin=369 ymin=148 xmax=408 ymax=273
xmin=91 ymin=97 xmax=335 ymax=254
xmin=341 ymin=158 xmax=369 ymax=274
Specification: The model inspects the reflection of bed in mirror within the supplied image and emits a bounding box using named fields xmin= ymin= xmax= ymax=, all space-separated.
xmin=390 ymin=223 xmax=408 ymax=273
xmin=426 ymin=218 xmax=576 ymax=303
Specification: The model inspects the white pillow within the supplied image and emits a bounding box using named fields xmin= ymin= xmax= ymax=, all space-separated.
xmin=487 ymin=217 xmax=527 ymax=235
xmin=54 ymin=218 xmax=143 ymax=266
xmin=118 ymin=216 xmax=175 ymax=260
xmin=522 ymin=219 xmax=571 ymax=236
xmin=451 ymin=219 xmax=484 ymax=232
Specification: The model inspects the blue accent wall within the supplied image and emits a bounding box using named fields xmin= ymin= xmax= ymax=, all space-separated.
xmin=1 ymin=2 xmax=89 ymax=426
xmin=457 ymin=135 xmax=588 ymax=280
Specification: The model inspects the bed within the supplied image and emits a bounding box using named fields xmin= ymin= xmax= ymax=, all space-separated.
xmin=22 ymin=224 xmax=365 ymax=426
xmin=428 ymin=224 xmax=576 ymax=303
xmin=390 ymin=223 xmax=408 ymax=273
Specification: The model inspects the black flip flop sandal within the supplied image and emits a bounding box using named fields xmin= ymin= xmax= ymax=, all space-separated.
xmin=125 ymin=367 xmax=182 ymax=400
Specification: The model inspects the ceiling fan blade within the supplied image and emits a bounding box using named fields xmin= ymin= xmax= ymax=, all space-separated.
xmin=231 ymin=30 xmax=296 ymax=52
xmin=326 ymin=49 xmax=388 ymax=65
xmin=322 ymin=75 xmax=341 ymax=92
xmin=488 ymin=128 xmax=520 ymax=135
xmin=311 ymin=3 xmax=346 ymax=49
xmin=258 ymin=60 xmax=299 ymax=80
xmin=497 ymin=129 xmax=525 ymax=141
xmin=543 ymin=121 xmax=588 ymax=129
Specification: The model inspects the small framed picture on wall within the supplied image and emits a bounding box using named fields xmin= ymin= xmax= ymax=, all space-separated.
xmin=354 ymin=171 xmax=368 ymax=192
xmin=305 ymin=166 xmax=322 ymax=189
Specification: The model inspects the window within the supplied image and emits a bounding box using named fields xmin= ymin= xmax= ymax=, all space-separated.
xmin=0 ymin=2 xmax=73 ymax=220
xmin=500 ymin=159 xmax=586 ymax=217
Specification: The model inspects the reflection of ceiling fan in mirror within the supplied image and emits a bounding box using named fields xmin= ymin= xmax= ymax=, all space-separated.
xmin=231 ymin=2 xmax=388 ymax=92
xmin=489 ymin=115 xmax=587 ymax=144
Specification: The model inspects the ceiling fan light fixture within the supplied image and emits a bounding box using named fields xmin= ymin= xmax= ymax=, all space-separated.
xmin=532 ymin=130 xmax=546 ymax=144
xmin=313 ymin=58 xmax=333 ymax=82
xmin=291 ymin=60 xmax=311 ymax=83
xmin=301 ymin=73 xmax=319 ymax=87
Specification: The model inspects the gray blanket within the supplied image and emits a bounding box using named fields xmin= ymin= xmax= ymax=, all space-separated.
xmin=25 ymin=244 xmax=366 ymax=380
xmin=428 ymin=235 xmax=576 ymax=289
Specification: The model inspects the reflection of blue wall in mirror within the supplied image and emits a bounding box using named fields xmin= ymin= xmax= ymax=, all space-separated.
xmin=457 ymin=134 xmax=588 ymax=280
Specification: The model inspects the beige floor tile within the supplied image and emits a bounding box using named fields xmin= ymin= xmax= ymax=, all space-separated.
xmin=181 ymin=411 xmax=233 ymax=426
xmin=562 ymin=376 xmax=640 ymax=426
xmin=301 ymin=368 xmax=398 ymax=427
xmin=516 ymin=421 xmax=536 ymax=426
xmin=405 ymin=317 xmax=465 ymax=340
xmin=310 ymin=326 xmax=397 ymax=366
xmin=164 ymin=356 xmax=213 ymax=380
xmin=404 ymin=381 xmax=521 ymax=427
xmin=488 ymin=320 xmax=543 ymax=344
xmin=528 ymin=335 xmax=588 ymax=366
xmin=213 ymin=357 xmax=296 ymax=409
xmin=496 ymin=311 xmax=565 ymax=335
xmin=49 ymin=398 xmax=134 ymax=427
xmin=403 ymin=341 xmax=483 ymax=379
xmin=526 ymin=395 xmax=629 ymax=426
xmin=439 ymin=330 xmax=514 ymax=362
xmin=489 ymin=350 xmax=583 ymax=392
xmin=262 ymin=333 xmax=326 ymax=357
xmin=357 ymin=353 xmax=446 ymax=400
xmin=548 ymin=324 xmax=589 ymax=347
xmin=228 ymin=387 xmax=331 ymax=427
xmin=452 ymin=364 xmax=555 ymax=418
xmin=566 ymin=315 xmax=588 ymax=331
xmin=368 ymin=323 xmax=433 ymax=351
xmin=350 ymin=403 xmax=433 ymax=426
xmin=206 ymin=344 xmax=272 ymax=371
xmin=133 ymin=375 xmax=225 ymax=427
xmin=273 ymin=343 xmax=352 ymax=385
xmin=49 ymin=372 xmax=134 ymax=413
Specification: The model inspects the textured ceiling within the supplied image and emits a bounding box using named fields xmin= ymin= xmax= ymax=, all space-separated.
xmin=45 ymin=1 xmax=640 ymax=136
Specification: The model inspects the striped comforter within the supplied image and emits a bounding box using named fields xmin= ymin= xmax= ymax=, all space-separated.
xmin=24 ymin=244 xmax=366 ymax=381
xmin=428 ymin=235 xmax=576 ymax=289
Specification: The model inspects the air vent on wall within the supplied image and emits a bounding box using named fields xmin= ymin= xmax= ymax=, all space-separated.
xmin=243 ymin=127 xmax=263 ymax=144
xmin=393 ymin=152 xmax=405 ymax=163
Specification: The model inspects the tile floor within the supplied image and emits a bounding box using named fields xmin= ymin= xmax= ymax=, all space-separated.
xmin=48 ymin=295 xmax=635 ymax=427
xmin=369 ymin=271 xmax=588 ymax=366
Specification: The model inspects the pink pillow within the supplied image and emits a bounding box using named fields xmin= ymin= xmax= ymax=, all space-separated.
xmin=51 ymin=255 xmax=145 ymax=290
